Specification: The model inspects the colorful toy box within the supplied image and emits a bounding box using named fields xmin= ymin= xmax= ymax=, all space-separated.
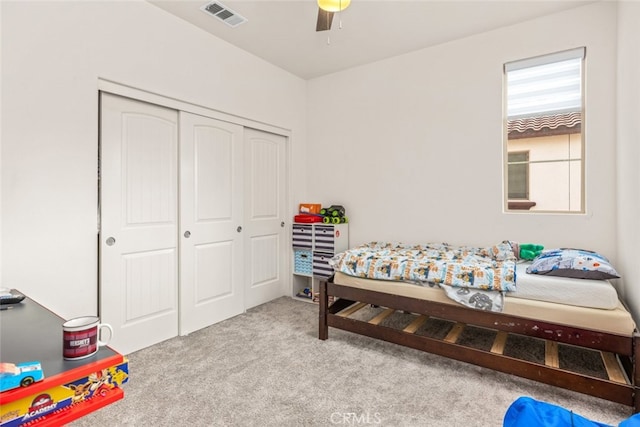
xmin=0 ymin=359 xmax=128 ymax=427
xmin=298 ymin=203 xmax=321 ymax=214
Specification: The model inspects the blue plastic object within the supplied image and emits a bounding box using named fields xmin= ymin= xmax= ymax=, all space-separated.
xmin=504 ymin=397 xmax=610 ymax=427
xmin=0 ymin=361 xmax=44 ymax=392
xmin=504 ymin=397 xmax=640 ymax=427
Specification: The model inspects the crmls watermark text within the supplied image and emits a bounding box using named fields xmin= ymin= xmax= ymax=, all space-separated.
xmin=330 ymin=412 xmax=382 ymax=425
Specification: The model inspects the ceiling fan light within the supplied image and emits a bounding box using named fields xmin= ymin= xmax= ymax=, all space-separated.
xmin=317 ymin=0 xmax=351 ymax=12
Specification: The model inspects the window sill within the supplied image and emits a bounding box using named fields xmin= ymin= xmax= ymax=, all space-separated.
xmin=508 ymin=200 xmax=537 ymax=210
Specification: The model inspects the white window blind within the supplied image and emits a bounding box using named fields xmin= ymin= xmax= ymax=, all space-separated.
xmin=506 ymin=47 xmax=585 ymax=119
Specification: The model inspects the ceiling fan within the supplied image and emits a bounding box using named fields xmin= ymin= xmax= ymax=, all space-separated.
xmin=316 ymin=0 xmax=351 ymax=32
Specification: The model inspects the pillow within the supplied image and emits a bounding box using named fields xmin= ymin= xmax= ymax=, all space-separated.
xmin=526 ymin=248 xmax=620 ymax=280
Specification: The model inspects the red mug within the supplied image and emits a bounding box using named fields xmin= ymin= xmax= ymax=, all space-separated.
xmin=62 ymin=316 xmax=113 ymax=360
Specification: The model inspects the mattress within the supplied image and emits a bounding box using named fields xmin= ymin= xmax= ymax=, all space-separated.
xmin=332 ymin=272 xmax=636 ymax=336
xmin=510 ymin=262 xmax=620 ymax=309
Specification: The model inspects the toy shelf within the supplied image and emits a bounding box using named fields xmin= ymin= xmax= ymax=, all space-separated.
xmin=292 ymin=222 xmax=348 ymax=303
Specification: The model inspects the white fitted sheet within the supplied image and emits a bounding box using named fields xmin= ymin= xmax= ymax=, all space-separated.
xmin=510 ymin=262 xmax=619 ymax=309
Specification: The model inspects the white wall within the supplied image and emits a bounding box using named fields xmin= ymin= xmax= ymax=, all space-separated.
xmin=616 ymin=1 xmax=640 ymax=317
xmin=0 ymin=0 xmax=3 ymax=286
xmin=307 ymin=2 xmax=618 ymax=255
xmin=1 ymin=0 xmax=307 ymax=319
xmin=3 ymin=0 xmax=636 ymax=322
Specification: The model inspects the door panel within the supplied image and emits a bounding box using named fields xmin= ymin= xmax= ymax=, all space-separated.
xmin=244 ymin=129 xmax=288 ymax=309
xmin=100 ymin=93 xmax=179 ymax=355
xmin=180 ymin=112 xmax=244 ymax=335
xmin=195 ymin=242 xmax=233 ymax=300
xmin=123 ymin=249 xmax=176 ymax=321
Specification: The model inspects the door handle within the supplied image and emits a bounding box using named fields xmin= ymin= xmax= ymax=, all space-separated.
xmin=106 ymin=237 xmax=116 ymax=246
xmin=281 ymin=221 xmax=285 ymax=227
xmin=237 ymin=226 xmax=242 ymax=233
xmin=184 ymin=231 xmax=191 ymax=238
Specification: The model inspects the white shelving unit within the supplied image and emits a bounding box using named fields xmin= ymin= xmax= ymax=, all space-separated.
xmin=292 ymin=222 xmax=349 ymax=302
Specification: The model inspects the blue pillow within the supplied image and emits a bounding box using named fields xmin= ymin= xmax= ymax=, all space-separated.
xmin=526 ymin=248 xmax=620 ymax=280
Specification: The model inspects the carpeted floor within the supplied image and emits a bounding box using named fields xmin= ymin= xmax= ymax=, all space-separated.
xmin=71 ymin=297 xmax=632 ymax=426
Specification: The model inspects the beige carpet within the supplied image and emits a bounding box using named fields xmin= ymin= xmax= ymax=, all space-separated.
xmin=71 ymin=297 xmax=632 ymax=426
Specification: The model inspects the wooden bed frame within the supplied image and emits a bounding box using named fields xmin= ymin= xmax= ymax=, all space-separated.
xmin=318 ymin=277 xmax=640 ymax=413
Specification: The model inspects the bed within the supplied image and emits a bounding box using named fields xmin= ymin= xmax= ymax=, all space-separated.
xmin=318 ymin=242 xmax=640 ymax=412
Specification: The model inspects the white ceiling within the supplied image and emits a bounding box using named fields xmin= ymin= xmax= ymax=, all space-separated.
xmin=148 ymin=0 xmax=594 ymax=80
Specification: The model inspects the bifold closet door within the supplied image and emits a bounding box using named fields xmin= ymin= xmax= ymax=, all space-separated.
xmin=179 ymin=112 xmax=245 ymax=335
xmin=100 ymin=93 xmax=179 ymax=355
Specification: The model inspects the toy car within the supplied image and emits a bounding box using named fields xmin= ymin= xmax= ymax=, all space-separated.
xmin=0 ymin=361 xmax=44 ymax=392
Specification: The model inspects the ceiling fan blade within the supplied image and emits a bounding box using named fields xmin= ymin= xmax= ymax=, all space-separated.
xmin=316 ymin=8 xmax=334 ymax=31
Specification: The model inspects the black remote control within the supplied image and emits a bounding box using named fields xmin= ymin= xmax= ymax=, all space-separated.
xmin=0 ymin=290 xmax=25 ymax=305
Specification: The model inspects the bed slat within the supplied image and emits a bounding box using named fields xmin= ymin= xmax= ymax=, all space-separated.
xmin=601 ymin=351 xmax=628 ymax=384
xmin=491 ymin=331 xmax=509 ymax=354
xmin=545 ymin=340 xmax=559 ymax=368
xmin=444 ymin=323 xmax=465 ymax=343
xmin=403 ymin=315 xmax=428 ymax=334
xmin=337 ymin=302 xmax=368 ymax=318
xmin=368 ymin=308 xmax=395 ymax=325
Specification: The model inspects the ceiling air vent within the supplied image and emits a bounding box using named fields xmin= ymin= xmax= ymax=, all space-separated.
xmin=200 ymin=1 xmax=248 ymax=28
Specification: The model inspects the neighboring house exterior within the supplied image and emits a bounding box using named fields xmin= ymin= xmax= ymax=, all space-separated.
xmin=507 ymin=112 xmax=582 ymax=211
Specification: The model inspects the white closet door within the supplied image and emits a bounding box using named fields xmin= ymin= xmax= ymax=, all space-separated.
xmin=179 ymin=112 xmax=245 ymax=335
xmin=244 ymin=128 xmax=288 ymax=309
xmin=100 ymin=93 xmax=179 ymax=355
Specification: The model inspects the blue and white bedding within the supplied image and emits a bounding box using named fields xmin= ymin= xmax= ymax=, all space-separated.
xmin=330 ymin=241 xmax=517 ymax=312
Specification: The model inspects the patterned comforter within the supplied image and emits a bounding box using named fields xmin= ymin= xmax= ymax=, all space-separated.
xmin=330 ymin=241 xmax=517 ymax=312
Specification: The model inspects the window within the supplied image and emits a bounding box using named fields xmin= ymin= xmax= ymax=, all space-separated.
xmin=508 ymin=151 xmax=529 ymax=199
xmin=504 ymin=47 xmax=585 ymax=213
